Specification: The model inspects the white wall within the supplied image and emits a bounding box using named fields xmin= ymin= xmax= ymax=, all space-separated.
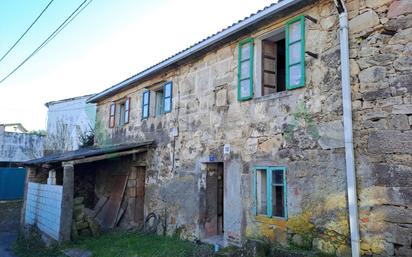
xmin=25 ymin=182 xmax=63 ymax=240
xmin=45 ymin=96 xmax=96 ymax=152
xmin=0 ymin=132 xmax=44 ymax=162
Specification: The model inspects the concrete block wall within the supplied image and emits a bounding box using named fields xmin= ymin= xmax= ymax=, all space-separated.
xmin=25 ymin=182 xmax=63 ymax=240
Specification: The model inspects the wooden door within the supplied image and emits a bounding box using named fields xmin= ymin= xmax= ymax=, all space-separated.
xmin=262 ymin=40 xmax=277 ymax=95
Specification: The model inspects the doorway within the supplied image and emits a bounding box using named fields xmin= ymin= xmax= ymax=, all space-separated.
xmin=133 ymin=166 xmax=146 ymax=228
xmin=205 ymin=162 xmax=224 ymax=237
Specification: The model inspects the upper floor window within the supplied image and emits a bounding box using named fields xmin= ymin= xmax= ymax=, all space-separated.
xmin=238 ymin=15 xmax=305 ymax=100
xmin=141 ymin=81 xmax=173 ymax=119
xmin=142 ymin=91 xmax=150 ymax=120
xmin=255 ymin=166 xmax=287 ymax=219
xmin=109 ymin=97 xmax=130 ymax=128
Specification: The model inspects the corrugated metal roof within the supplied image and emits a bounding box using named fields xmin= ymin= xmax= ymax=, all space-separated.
xmin=25 ymin=140 xmax=154 ymax=165
xmin=88 ymin=0 xmax=310 ymax=103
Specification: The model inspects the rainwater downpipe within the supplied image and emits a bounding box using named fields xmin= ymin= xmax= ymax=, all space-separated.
xmin=333 ymin=0 xmax=360 ymax=256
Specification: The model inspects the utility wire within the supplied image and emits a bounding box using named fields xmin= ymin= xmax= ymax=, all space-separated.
xmin=0 ymin=0 xmax=93 ymax=84
xmin=0 ymin=0 xmax=55 ymax=63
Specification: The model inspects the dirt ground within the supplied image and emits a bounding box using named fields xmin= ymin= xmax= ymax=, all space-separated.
xmin=0 ymin=201 xmax=22 ymax=257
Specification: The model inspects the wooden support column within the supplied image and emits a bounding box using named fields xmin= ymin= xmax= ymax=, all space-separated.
xmin=60 ymin=162 xmax=74 ymax=241
xmin=20 ymin=166 xmax=36 ymax=231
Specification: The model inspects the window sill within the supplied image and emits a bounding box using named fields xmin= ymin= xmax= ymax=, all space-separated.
xmin=254 ymin=91 xmax=295 ymax=102
xmin=255 ymin=215 xmax=287 ymax=224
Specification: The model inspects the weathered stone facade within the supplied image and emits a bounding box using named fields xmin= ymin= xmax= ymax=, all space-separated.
xmin=92 ymin=0 xmax=412 ymax=256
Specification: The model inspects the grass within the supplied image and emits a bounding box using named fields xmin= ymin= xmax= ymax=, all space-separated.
xmin=66 ymin=232 xmax=201 ymax=257
xmin=13 ymin=230 xmax=213 ymax=257
xmin=13 ymin=229 xmax=336 ymax=257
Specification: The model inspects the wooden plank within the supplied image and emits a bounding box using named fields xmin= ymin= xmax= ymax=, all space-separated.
xmin=92 ymin=196 xmax=108 ymax=218
xmin=100 ymin=175 xmax=128 ymax=229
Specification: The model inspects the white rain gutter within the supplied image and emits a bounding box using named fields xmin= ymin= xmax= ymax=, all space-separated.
xmin=333 ymin=1 xmax=360 ymax=256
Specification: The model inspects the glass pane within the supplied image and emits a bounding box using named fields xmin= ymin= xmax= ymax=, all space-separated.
xmin=289 ymin=42 xmax=301 ymax=65
xmin=125 ymin=99 xmax=129 ymax=110
xmin=256 ymin=169 xmax=267 ymax=215
xmin=289 ymin=21 xmax=301 ymax=42
xmin=124 ymin=111 xmax=129 ymax=123
xmin=240 ymin=79 xmax=251 ymax=98
xmin=240 ymin=61 xmax=250 ymax=79
xmin=241 ymin=43 xmax=250 ymax=61
xmin=110 ymin=104 xmax=115 ymax=114
xmin=272 ymin=185 xmax=285 ymax=217
xmin=155 ymin=91 xmax=164 ymax=116
xmin=164 ymin=83 xmax=172 ymax=97
xmin=143 ymin=105 xmax=148 ymax=118
xmin=289 ymin=64 xmax=302 ymax=86
xmin=164 ymin=98 xmax=171 ymax=112
xmin=273 ymin=170 xmax=283 ymax=184
xmin=143 ymin=92 xmax=149 ymax=104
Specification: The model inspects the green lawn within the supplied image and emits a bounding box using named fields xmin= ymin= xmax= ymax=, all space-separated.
xmin=66 ymin=232 xmax=205 ymax=257
xmin=14 ymin=231 xmax=213 ymax=257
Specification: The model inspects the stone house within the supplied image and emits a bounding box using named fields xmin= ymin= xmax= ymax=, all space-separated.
xmin=22 ymin=0 xmax=412 ymax=256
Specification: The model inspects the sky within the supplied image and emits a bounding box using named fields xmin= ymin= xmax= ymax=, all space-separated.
xmin=0 ymin=0 xmax=275 ymax=130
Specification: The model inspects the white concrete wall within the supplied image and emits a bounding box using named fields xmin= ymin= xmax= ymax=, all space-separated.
xmin=0 ymin=131 xmax=44 ymax=162
xmin=45 ymin=96 xmax=96 ymax=152
xmin=25 ymin=182 xmax=63 ymax=240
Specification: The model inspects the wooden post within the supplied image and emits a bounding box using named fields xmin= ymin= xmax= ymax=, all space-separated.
xmin=20 ymin=166 xmax=36 ymax=232
xmin=60 ymin=162 xmax=74 ymax=241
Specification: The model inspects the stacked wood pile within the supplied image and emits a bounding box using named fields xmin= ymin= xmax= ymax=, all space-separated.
xmin=71 ymin=197 xmax=100 ymax=239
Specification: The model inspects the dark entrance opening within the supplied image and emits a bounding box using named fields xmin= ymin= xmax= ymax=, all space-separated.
xmin=205 ymin=162 xmax=224 ymax=237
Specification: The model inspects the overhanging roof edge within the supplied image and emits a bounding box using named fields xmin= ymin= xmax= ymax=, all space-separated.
xmin=87 ymin=0 xmax=307 ymax=103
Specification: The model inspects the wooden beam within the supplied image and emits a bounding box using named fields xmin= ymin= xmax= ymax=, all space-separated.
xmin=66 ymin=148 xmax=147 ymax=165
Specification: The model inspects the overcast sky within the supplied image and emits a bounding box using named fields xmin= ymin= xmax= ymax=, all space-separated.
xmin=0 ymin=0 xmax=275 ymax=130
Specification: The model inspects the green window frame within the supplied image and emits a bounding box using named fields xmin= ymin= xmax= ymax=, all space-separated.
xmin=285 ymin=15 xmax=305 ymax=90
xmin=253 ymin=166 xmax=287 ymax=219
xmin=163 ymin=81 xmax=172 ymax=113
xmin=237 ymin=38 xmax=254 ymax=101
xmin=141 ymin=90 xmax=150 ymax=120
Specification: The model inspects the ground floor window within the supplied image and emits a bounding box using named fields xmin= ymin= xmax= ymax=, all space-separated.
xmin=254 ymin=166 xmax=287 ymax=218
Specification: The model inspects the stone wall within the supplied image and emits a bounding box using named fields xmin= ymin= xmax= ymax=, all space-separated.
xmin=93 ymin=0 xmax=412 ymax=256
xmin=348 ymin=0 xmax=412 ymax=256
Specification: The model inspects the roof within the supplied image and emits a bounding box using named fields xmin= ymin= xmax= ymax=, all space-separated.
xmin=88 ymin=0 xmax=312 ymax=103
xmin=45 ymin=94 xmax=96 ymax=107
xmin=25 ymin=140 xmax=154 ymax=165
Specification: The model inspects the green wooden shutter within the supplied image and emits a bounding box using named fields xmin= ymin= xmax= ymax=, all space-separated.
xmin=237 ymin=38 xmax=254 ymax=101
xmin=286 ymin=15 xmax=305 ymax=90
xmin=141 ymin=91 xmax=150 ymax=120
xmin=163 ymin=82 xmax=172 ymax=113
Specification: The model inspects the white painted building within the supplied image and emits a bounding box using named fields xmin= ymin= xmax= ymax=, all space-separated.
xmin=45 ymin=95 xmax=96 ymax=153
xmin=0 ymin=123 xmax=44 ymax=165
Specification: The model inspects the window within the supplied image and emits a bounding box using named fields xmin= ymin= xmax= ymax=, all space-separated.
xmin=238 ymin=15 xmax=305 ymax=100
xmin=109 ymin=102 xmax=115 ymax=128
xmin=238 ymin=38 xmax=254 ymax=100
xmin=286 ymin=15 xmax=305 ymax=89
xmin=155 ymin=89 xmax=164 ymax=116
xmin=254 ymin=166 xmax=287 ymax=218
xmin=261 ymin=31 xmax=286 ymax=95
xmin=109 ymin=98 xmax=130 ymax=127
xmin=142 ymin=81 xmax=172 ymax=119
xmin=124 ymin=97 xmax=130 ymax=124
xmin=142 ymin=91 xmax=150 ymax=120
xmin=163 ymin=82 xmax=172 ymax=113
